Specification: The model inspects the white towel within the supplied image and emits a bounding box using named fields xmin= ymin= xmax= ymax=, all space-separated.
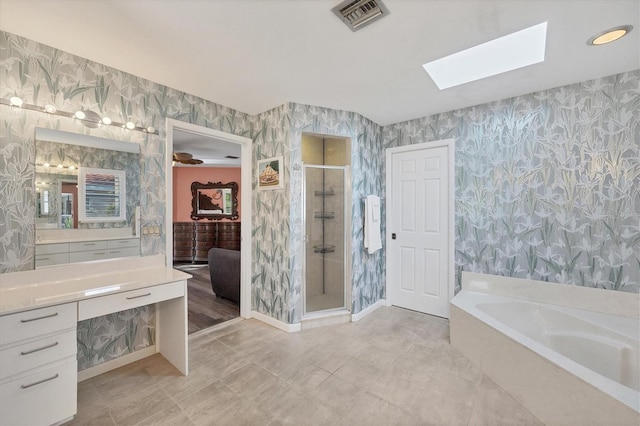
xmin=364 ymin=195 xmax=382 ymax=254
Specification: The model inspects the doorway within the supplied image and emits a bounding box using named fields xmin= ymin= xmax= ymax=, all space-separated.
xmin=60 ymin=181 xmax=78 ymax=229
xmin=165 ymin=119 xmax=252 ymax=333
xmin=385 ymin=139 xmax=454 ymax=318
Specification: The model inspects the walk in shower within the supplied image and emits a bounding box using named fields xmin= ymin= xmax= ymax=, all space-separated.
xmin=302 ymin=134 xmax=351 ymax=316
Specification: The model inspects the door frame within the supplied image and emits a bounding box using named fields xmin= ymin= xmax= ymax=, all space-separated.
xmin=384 ymin=139 xmax=455 ymax=317
xmin=165 ymin=119 xmax=253 ymax=319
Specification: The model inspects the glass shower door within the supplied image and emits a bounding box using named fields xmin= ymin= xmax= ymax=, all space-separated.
xmin=303 ymin=165 xmax=347 ymax=315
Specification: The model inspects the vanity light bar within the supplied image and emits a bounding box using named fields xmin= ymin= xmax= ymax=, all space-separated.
xmin=0 ymin=97 xmax=159 ymax=135
xmin=37 ymin=163 xmax=78 ymax=170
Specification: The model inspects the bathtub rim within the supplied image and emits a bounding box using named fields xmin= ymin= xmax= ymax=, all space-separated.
xmin=461 ymin=271 xmax=639 ymax=320
xmin=451 ymin=289 xmax=640 ymax=414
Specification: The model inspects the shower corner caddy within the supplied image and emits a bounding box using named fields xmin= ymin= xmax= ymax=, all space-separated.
xmin=313 ymin=187 xmax=336 ymax=253
xmin=313 ymin=244 xmax=335 ymax=254
xmin=314 ymin=211 xmax=335 ymax=219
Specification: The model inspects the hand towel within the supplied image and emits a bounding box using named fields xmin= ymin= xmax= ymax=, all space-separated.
xmin=364 ymin=195 xmax=382 ymax=254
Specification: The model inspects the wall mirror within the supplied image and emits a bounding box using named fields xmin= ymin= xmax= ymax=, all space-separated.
xmin=35 ymin=128 xmax=140 ymax=231
xmin=191 ymin=181 xmax=239 ymax=220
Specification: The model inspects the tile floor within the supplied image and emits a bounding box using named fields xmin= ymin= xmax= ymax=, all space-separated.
xmin=69 ymin=306 xmax=543 ymax=425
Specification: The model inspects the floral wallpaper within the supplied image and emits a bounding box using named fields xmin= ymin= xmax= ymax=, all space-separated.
xmin=77 ymin=306 xmax=154 ymax=371
xmin=250 ymin=104 xmax=292 ymax=322
xmin=383 ymin=71 xmax=640 ymax=293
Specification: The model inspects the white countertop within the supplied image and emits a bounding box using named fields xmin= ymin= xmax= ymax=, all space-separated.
xmin=0 ymin=255 xmax=190 ymax=315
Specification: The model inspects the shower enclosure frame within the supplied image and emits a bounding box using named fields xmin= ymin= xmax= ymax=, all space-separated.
xmin=301 ymin=163 xmax=352 ymax=318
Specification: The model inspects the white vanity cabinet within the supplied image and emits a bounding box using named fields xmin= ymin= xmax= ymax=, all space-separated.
xmin=0 ymin=255 xmax=189 ymax=425
xmin=0 ymin=303 xmax=77 ymax=426
xmin=36 ymin=237 xmax=140 ymax=268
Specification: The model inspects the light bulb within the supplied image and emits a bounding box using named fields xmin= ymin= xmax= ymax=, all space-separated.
xmin=44 ymin=104 xmax=57 ymax=113
xmin=57 ymin=164 xmax=63 ymax=169
xmin=75 ymin=111 xmax=86 ymax=120
xmin=125 ymin=121 xmax=135 ymax=130
xmin=43 ymin=163 xmax=50 ymax=168
xmin=101 ymin=116 xmax=112 ymax=125
xmin=68 ymin=165 xmax=75 ymax=170
xmin=146 ymin=126 xmax=156 ymax=133
xmin=10 ymin=96 xmax=23 ymax=107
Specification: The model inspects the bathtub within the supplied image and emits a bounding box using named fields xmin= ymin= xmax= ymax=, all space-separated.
xmin=450 ymin=272 xmax=640 ymax=426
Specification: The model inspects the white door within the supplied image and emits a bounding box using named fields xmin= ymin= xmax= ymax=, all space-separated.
xmin=386 ymin=140 xmax=453 ymax=318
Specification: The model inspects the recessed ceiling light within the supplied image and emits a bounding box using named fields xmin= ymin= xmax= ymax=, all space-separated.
xmin=125 ymin=121 xmax=136 ymax=130
xmin=9 ymin=96 xmax=23 ymax=107
xmin=44 ymin=104 xmax=57 ymax=113
xmin=423 ymin=22 xmax=548 ymax=90
xmin=101 ymin=116 xmax=112 ymax=125
xmin=588 ymin=25 xmax=633 ymax=45
xmin=75 ymin=110 xmax=86 ymax=120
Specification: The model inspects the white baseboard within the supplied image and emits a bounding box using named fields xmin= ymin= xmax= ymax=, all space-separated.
xmin=351 ymin=299 xmax=387 ymax=322
xmin=251 ymin=310 xmax=301 ymax=333
xmin=77 ymin=345 xmax=156 ymax=382
xmin=302 ymin=310 xmax=351 ymax=330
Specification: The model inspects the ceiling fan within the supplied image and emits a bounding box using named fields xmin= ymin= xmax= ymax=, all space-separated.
xmin=172 ymin=152 xmax=203 ymax=165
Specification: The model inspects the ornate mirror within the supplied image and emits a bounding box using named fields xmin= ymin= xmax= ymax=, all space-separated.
xmin=191 ymin=181 xmax=239 ymax=220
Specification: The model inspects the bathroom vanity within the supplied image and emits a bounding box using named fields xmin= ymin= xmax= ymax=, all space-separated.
xmin=0 ymin=255 xmax=189 ymax=425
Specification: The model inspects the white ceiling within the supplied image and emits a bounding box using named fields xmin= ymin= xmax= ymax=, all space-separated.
xmin=1 ymin=0 xmax=638 ymax=128
xmin=173 ymin=129 xmax=241 ymax=167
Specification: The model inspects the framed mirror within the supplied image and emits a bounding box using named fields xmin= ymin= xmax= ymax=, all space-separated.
xmin=35 ymin=128 xmax=140 ymax=230
xmin=191 ymin=181 xmax=238 ymax=220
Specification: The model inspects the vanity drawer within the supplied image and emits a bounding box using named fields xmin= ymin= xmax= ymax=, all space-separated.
xmin=35 ymin=243 xmax=69 ymax=255
xmin=105 ymin=246 xmax=140 ymax=258
xmin=0 ymin=359 xmax=77 ymax=426
xmin=0 ymin=303 xmax=76 ymax=347
xmin=69 ymin=240 xmax=108 ymax=252
xmin=69 ymin=249 xmax=112 ymax=263
xmin=108 ymin=238 xmax=140 ymax=249
xmin=35 ymin=252 xmax=70 ymax=267
xmin=78 ymin=281 xmax=185 ymax=321
xmin=0 ymin=329 xmax=77 ymax=381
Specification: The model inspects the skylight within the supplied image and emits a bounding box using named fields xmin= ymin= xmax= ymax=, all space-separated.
xmin=423 ymin=22 xmax=548 ymax=90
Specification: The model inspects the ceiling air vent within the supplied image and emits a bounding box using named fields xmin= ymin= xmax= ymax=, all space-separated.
xmin=332 ymin=0 xmax=389 ymax=32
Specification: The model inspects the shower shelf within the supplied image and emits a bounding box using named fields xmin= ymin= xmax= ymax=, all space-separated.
xmin=314 ymin=212 xmax=335 ymax=219
xmin=314 ymin=190 xmax=335 ymax=197
xmin=313 ymin=245 xmax=335 ymax=254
